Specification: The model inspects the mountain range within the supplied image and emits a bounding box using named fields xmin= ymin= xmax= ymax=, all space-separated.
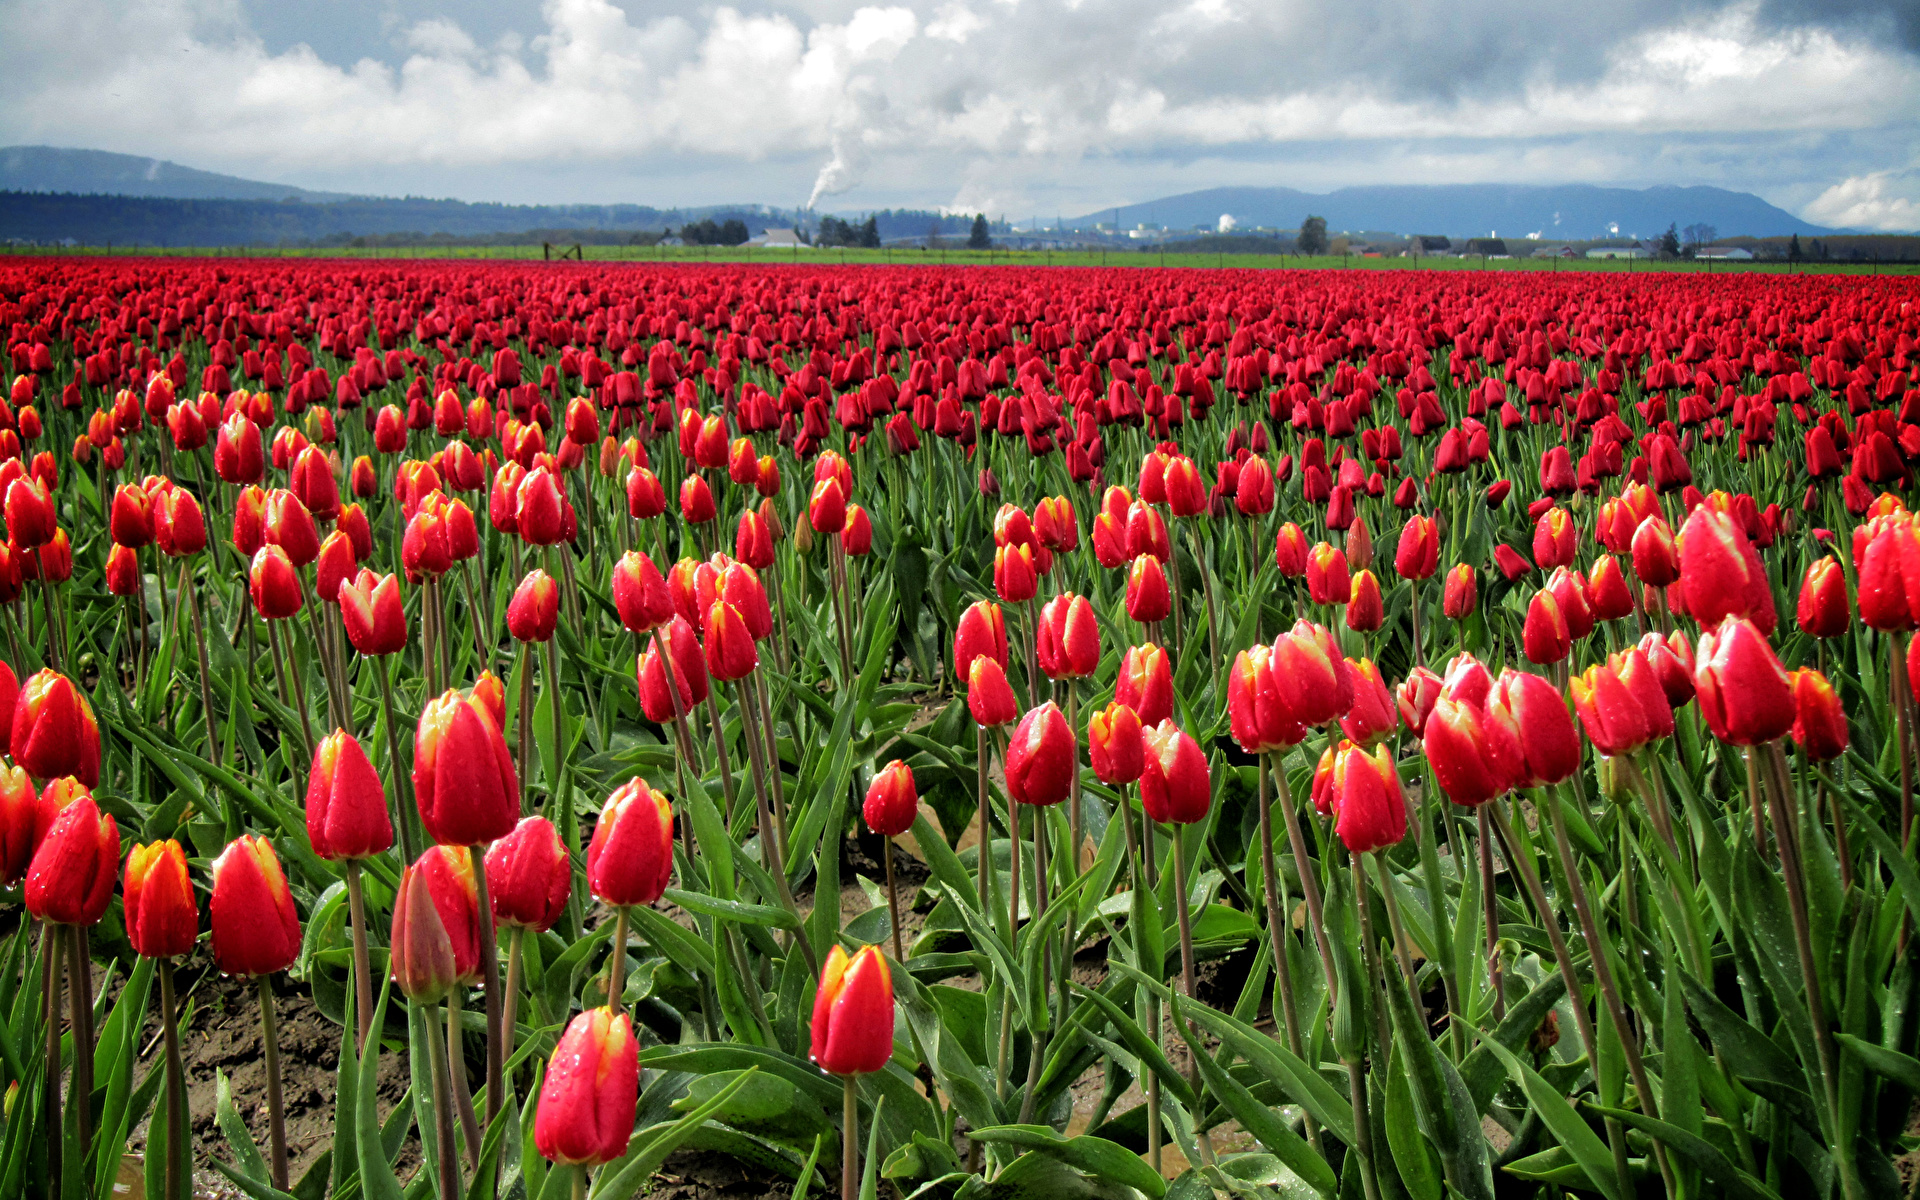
xmin=1067 ymin=184 xmax=1837 ymax=240
xmin=0 ymin=145 xmax=1858 ymax=244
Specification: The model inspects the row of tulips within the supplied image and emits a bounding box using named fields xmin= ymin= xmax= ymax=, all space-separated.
xmin=0 ymin=258 xmax=1914 ymax=1200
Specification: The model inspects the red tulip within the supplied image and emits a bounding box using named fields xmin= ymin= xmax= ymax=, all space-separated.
xmin=863 ymin=760 xmax=918 ymax=837
xmin=124 ymin=839 xmax=198 ymax=959
xmin=1674 ymin=503 xmax=1776 ymax=635
xmin=209 ymin=835 xmax=302 ymax=976
xmin=232 ymin=484 xmax=267 ymax=558
xmin=679 ymin=474 xmax=717 ymax=526
xmin=508 ymin=570 xmax=560 ymax=643
xmin=12 ymin=668 xmax=100 ymax=786
xmin=535 ymin=1007 xmax=640 ymax=1166
xmin=1006 ymin=702 xmax=1076 ymax=807
xmin=1306 ymin=542 xmax=1350 ymax=605
xmin=1270 ymin=621 xmax=1354 ymax=728
xmin=340 ymin=570 xmax=407 ymax=655
xmin=626 ymin=466 xmax=666 ymax=521
xmin=1490 ymin=670 xmax=1581 ymax=787
xmin=215 ymin=413 xmax=264 ymax=483
xmin=1345 ymin=569 xmax=1383 ymax=632
xmin=612 ymin=550 xmax=674 ymax=634
xmin=1124 ymin=554 xmax=1171 ymax=624
xmin=1125 ymin=501 xmax=1170 ymax=562
xmin=110 ymin=483 xmax=153 ymax=548
xmin=1236 ymin=458 xmax=1276 ymax=516
xmin=1522 ymin=590 xmax=1570 ymax=664
xmin=1329 ymin=742 xmax=1406 ymax=853
xmin=1228 ymin=645 xmax=1303 ymax=753
xmin=414 ymin=689 xmax=520 ymax=847
xmin=24 ymin=793 xmax=117 ymax=925
xmin=1694 ymin=618 xmax=1795 ymax=745
xmin=703 ymin=600 xmax=759 ymax=682
xmin=1163 ymin=455 xmax=1207 ymax=517
xmin=736 ymin=511 xmax=775 ymax=569
xmin=1037 ymin=593 xmax=1100 ymax=680
xmin=995 ymin=542 xmax=1038 ymax=603
xmin=154 ymin=487 xmax=208 ymax=557
xmin=1140 ymin=720 xmax=1210 ymax=824
xmin=809 ymin=477 xmax=848 ymax=534
xmin=315 ymin=530 xmax=355 ymax=608
xmin=249 ymin=545 xmax=303 ymax=620
xmin=1395 ymin=515 xmax=1439 ymax=580
xmin=967 ymin=657 xmax=1020 ymax=728
xmin=719 ymin=562 xmax=772 ymax=641
xmin=1442 ymin=563 xmax=1477 ymax=620
xmin=1273 ymin=523 xmax=1308 ymax=576
xmin=4 ymin=477 xmax=54 ymax=549
xmin=0 ymin=764 xmax=30 ymax=884
xmin=1796 ymin=558 xmax=1850 ymax=639
xmin=1339 ymin=659 xmax=1396 ymax=746
xmin=1532 ymin=507 xmax=1576 ymax=571
xmin=1035 ymin=496 xmax=1079 ymax=550
xmin=588 ymin=777 xmax=675 ymax=907
xmin=842 ymin=505 xmax=873 ymax=556
xmin=390 ymin=845 xmax=483 ymax=1002
xmin=994 ymin=505 xmax=1033 ymax=549
xmin=1396 ymin=666 xmax=1443 ymax=737
xmin=1790 ymin=669 xmax=1848 ymax=762
xmin=953 ymin=600 xmax=1009 ymax=682
xmin=1856 ymin=512 xmax=1916 ymax=631
xmin=1585 ymin=556 xmax=1635 ymax=623
xmin=263 ymin=488 xmax=319 ymax=566
xmin=486 ymin=816 xmax=573 ymax=932
xmin=1545 ymin=567 xmax=1594 ymax=640
xmin=1089 ymin=702 xmax=1146 ymax=785
xmin=1494 ymin=544 xmax=1533 ymax=581
xmin=517 ymin=467 xmax=566 ymax=546
xmin=289 ymin=444 xmax=340 ymax=522
xmin=105 ymin=543 xmax=139 ymax=597
xmin=1115 ymin=643 xmax=1174 ymax=729
xmin=1640 ymin=630 xmax=1696 ymax=708
xmin=637 ymin=615 xmax=709 ymax=721
xmin=306 ymin=731 xmax=393 ymax=861
xmin=810 ymin=944 xmax=894 ymax=1076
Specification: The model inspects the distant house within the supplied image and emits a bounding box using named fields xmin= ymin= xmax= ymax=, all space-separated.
xmin=1412 ymin=235 xmax=1451 ymax=255
xmin=1464 ymin=237 xmax=1508 ymax=257
xmin=750 ymin=228 xmax=813 ymax=248
xmin=1586 ymin=246 xmax=1648 ymax=259
xmin=1695 ymin=246 xmax=1753 ymax=261
xmin=1531 ymin=245 xmax=1577 ymax=258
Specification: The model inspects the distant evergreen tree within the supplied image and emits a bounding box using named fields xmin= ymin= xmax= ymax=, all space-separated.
xmin=1658 ymin=223 xmax=1682 ymax=259
xmin=968 ymin=214 xmax=991 ymax=249
xmin=1789 ymin=234 xmax=1803 ymax=261
xmin=1296 ymin=215 xmax=1328 ymax=255
xmin=859 ymin=216 xmax=881 ymax=248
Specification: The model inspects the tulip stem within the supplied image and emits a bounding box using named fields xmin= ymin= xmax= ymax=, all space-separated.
xmin=975 ymin=725 xmax=992 ymax=916
xmin=884 ymin=839 xmax=904 ymax=966
xmin=39 ymin=569 xmax=60 ymax=671
xmin=1476 ymin=805 xmax=1505 ymax=1023
xmin=755 ymin=671 xmax=791 ymax=860
xmin=423 ymin=1002 xmax=462 ymax=1200
xmin=377 ymin=659 xmax=423 ymax=863
xmin=1346 ymin=857 xmax=1385 ymax=1200
xmin=160 ymin=958 xmax=186 ymax=1200
xmin=1256 ymin=756 xmax=1320 ymax=1153
xmin=41 ymin=923 xmax=63 ymax=1200
xmin=446 ymin=991 xmax=481 ymax=1167
xmin=346 ymin=862 xmax=374 ymax=1051
xmin=1185 ymin=524 xmax=1222 ymax=696
xmin=702 ymin=690 xmax=736 ymax=822
xmin=1270 ymin=749 xmax=1342 ymax=1004
xmin=1368 ymin=850 xmax=1419 ymax=997
xmin=469 ymin=848 xmax=505 ymax=1126
xmin=269 ymin=617 xmax=315 ymax=765
xmin=67 ymin=926 xmax=94 ymax=1155
xmin=842 ymin=1075 xmax=859 ymax=1200
xmin=502 ymin=928 xmax=524 ymax=1068
xmin=607 ymin=906 xmax=630 ymax=1014
xmin=182 ymin=561 xmax=223 ymax=769
xmin=257 ymin=976 xmax=289 ymax=1191
xmin=518 ymin=641 xmax=534 ymax=810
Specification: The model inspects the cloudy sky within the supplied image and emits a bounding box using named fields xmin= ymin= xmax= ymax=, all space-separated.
xmin=1 ymin=0 xmax=1915 ymax=227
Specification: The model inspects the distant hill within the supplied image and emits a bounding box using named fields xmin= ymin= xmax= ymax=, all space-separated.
xmin=0 ymin=192 xmax=804 ymax=247
xmin=1070 ymin=184 xmax=1843 ymax=240
xmin=0 ymin=145 xmax=359 ymax=203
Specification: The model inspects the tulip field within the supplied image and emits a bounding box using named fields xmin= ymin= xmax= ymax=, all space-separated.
xmin=2 ymin=257 xmax=1920 ymax=1200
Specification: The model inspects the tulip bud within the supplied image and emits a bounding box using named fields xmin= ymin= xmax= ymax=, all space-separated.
xmin=735 ymin=511 xmax=775 ymax=570
xmin=863 ymin=760 xmax=918 ymax=838
xmin=588 ymin=778 xmax=675 ymax=908
xmin=966 ymin=658 xmax=1019 ymax=728
xmin=679 ymin=474 xmax=717 ymax=525
xmin=249 ymin=545 xmax=304 ymax=620
xmin=1270 ymin=621 xmax=1354 ymax=728
xmin=486 ymin=816 xmax=573 ymax=932
xmin=508 ymin=570 xmax=560 ymax=643
xmin=1790 ymin=669 xmax=1848 ymax=762
xmin=264 ymin=488 xmax=320 ymax=566
xmin=0 ymin=765 xmax=30 ymax=885
xmin=1228 ymin=646 xmax=1302 ymax=753
xmin=154 ymin=487 xmax=207 ymax=557
xmin=1306 ymin=542 xmax=1350 ymax=606
xmin=1640 ymin=630 xmax=1696 ymax=708
xmin=1422 ymin=691 xmax=1522 ymax=808
xmin=612 ymin=550 xmax=674 ymax=634
xmin=702 ymin=600 xmax=759 ymax=681
xmin=1395 ymin=515 xmax=1439 ymax=580
xmin=215 ymin=414 xmax=265 ymax=483
xmin=315 ymin=530 xmax=355 ymax=608
xmin=4 ymin=478 xmax=55 ymax=549
xmin=1441 ymin=563 xmax=1477 ymax=620
xmin=1796 ymin=558 xmax=1850 ymax=639
xmin=1345 ymin=569 xmax=1384 ymax=633
xmin=1585 ymin=555 xmax=1635 ymax=623
xmin=1490 ymin=670 xmax=1581 ymax=787
xmin=517 ymin=467 xmax=566 ymax=546
xmin=1694 ymin=617 xmax=1795 ymax=745
xmin=1034 ymin=496 xmax=1079 ymax=550
xmin=390 ymin=846 xmax=482 ymax=1003
xmin=636 ymin=615 xmax=709 ymax=721
xmin=842 ymin=505 xmax=873 ymax=556
xmin=1396 ymin=666 xmax=1443 ymax=737
xmin=1674 ymin=505 xmax=1776 ymax=634
xmin=1088 ymin=702 xmax=1146 ymax=785
xmin=340 ymin=570 xmax=407 ymax=655
xmin=209 ymin=835 xmax=302 ymax=976
xmin=1522 ymin=590 xmax=1571 ymax=664
xmin=105 ymin=543 xmax=139 ymax=597
xmin=232 ymin=484 xmax=267 ymax=558
xmin=1114 ymin=643 xmax=1174 ymax=728
xmin=1330 ymin=742 xmax=1406 ymax=853
xmin=414 ymin=689 xmax=520 ymax=847
xmin=306 ymin=731 xmax=393 ymax=861
xmin=1006 ymin=703 xmax=1076 ymax=807
xmin=12 ymin=668 xmax=101 ymax=786
xmin=1123 ymin=554 xmax=1171 ymax=624
xmin=953 ymin=601 xmax=1008 ymax=683
xmin=626 ymin=466 xmax=666 ymax=521
xmin=110 ymin=483 xmax=154 ymax=549
xmin=1139 ymin=720 xmax=1210 ymax=824
xmin=24 ymin=793 xmax=118 ymax=925
xmin=124 ymin=840 xmax=198 ymax=959
xmin=1532 ymin=507 xmax=1576 ymax=571
xmin=1274 ymin=523 xmax=1308 ymax=577
xmin=994 ymin=543 xmax=1039 ymax=604
xmin=809 ymin=477 xmax=848 ymax=534
xmin=534 ymin=1007 xmax=640 ymax=1166
xmin=810 ymin=944 xmax=894 ymax=1076
xmin=1339 ymin=659 xmax=1396 ymax=746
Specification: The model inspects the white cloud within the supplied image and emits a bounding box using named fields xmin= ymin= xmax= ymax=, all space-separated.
xmin=1804 ymin=170 xmax=1920 ymax=230
xmin=0 ymin=0 xmax=1913 ymax=218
